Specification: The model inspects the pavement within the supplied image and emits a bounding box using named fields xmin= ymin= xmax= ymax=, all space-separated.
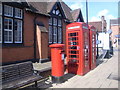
xmin=33 ymin=61 xmax=51 ymax=71
xmin=33 ymin=47 xmax=119 ymax=88
xmin=50 ymin=48 xmax=119 ymax=88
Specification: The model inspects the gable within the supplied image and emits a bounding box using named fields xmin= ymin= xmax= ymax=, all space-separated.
xmin=71 ymin=9 xmax=84 ymax=22
xmin=48 ymin=1 xmax=66 ymax=18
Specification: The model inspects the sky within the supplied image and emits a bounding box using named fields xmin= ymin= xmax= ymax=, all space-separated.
xmin=62 ymin=0 xmax=118 ymax=30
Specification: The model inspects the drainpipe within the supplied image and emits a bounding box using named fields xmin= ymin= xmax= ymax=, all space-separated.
xmin=33 ymin=15 xmax=38 ymax=62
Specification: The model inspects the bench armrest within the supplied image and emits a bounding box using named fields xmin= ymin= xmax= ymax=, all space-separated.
xmin=33 ymin=69 xmax=41 ymax=75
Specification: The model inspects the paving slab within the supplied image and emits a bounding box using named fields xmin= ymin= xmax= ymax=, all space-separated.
xmin=50 ymin=48 xmax=118 ymax=88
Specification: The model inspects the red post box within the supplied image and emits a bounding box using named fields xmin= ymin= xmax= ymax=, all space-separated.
xmin=89 ymin=25 xmax=96 ymax=70
xmin=49 ymin=44 xmax=64 ymax=83
xmin=66 ymin=22 xmax=90 ymax=76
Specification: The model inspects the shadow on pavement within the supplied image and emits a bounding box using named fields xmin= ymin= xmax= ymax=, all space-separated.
xmin=63 ymin=73 xmax=76 ymax=82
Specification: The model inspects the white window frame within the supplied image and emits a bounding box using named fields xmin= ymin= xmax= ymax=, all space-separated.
xmin=58 ymin=27 xmax=62 ymax=43
xmin=53 ymin=18 xmax=57 ymax=26
xmin=49 ymin=25 xmax=52 ymax=43
xmin=52 ymin=10 xmax=55 ymax=14
xmin=15 ymin=8 xmax=22 ymax=19
xmin=56 ymin=10 xmax=59 ymax=15
xmin=49 ymin=18 xmax=52 ymax=25
xmin=0 ymin=16 xmax=2 ymax=43
xmin=14 ymin=19 xmax=22 ymax=43
xmin=4 ymin=5 xmax=13 ymax=17
xmin=0 ymin=4 xmax=2 ymax=15
xmin=53 ymin=26 xmax=57 ymax=43
xmin=58 ymin=19 xmax=61 ymax=26
xmin=4 ymin=18 xmax=13 ymax=43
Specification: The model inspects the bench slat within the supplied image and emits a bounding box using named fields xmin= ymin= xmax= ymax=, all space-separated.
xmin=2 ymin=61 xmax=43 ymax=89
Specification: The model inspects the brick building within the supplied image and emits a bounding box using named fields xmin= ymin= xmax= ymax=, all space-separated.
xmin=88 ymin=16 xmax=107 ymax=33
xmin=0 ymin=0 xmax=84 ymax=65
xmin=110 ymin=18 xmax=120 ymax=47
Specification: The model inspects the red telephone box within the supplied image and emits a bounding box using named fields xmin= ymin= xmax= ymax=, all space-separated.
xmin=66 ymin=22 xmax=90 ymax=76
xmin=89 ymin=25 xmax=96 ymax=70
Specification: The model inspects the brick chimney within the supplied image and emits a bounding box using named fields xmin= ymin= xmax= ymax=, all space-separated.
xmin=101 ymin=16 xmax=104 ymax=32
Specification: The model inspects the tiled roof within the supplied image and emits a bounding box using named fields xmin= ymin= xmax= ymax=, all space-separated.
xmin=26 ymin=0 xmax=84 ymax=22
xmin=27 ymin=1 xmax=49 ymax=16
xmin=71 ymin=8 xmax=84 ymax=22
xmin=89 ymin=19 xmax=107 ymax=32
xmin=89 ymin=21 xmax=102 ymax=32
xmin=110 ymin=18 xmax=120 ymax=25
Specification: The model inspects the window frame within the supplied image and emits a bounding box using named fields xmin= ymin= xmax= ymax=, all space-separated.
xmin=2 ymin=4 xmax=23 ymax=44
xmin=14 ymin=19 xmax=22 ymax=43
xmin=0 ymin=4 xmax=2 ymax=15
xmin=0 ymin=16 xmax=2 ymax=43
xmin=49 ymin=25 xmax=52 ymax=44
xmin=15 ymin=8 xmax=23 ymax=19
xmin=49 ymin=17 xmax=62 ymax=44
xmin=4 ymin=5 xmax=13 ymax=17
xmin=0 ymin=4 xmax=2 ymax=43
xmin=4 ymin=18 xmax=13 ymax=43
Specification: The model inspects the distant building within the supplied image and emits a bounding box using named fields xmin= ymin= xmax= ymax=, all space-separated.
xmin=88 ymin=16 xmax=107 ymax=33
xmin=110 ymin=18 xmax=120 ymax=47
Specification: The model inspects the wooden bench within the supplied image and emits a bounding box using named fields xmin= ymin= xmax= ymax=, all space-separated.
xmin=1 ymin=61 xmax=43 ymax=89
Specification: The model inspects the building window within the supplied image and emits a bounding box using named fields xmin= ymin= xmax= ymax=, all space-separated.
xmin=49 ymin=17 xmax=62 ymax=44
xmin=14 ymin=19 xmax=22 ymax=43
xmin=49 ymin=26 xmax=52 ymax=43
xmin=1 ymin=4 xmax=23 ymax=44
xmin=0 ymin=17 xmax=2 ymax=43
xmin=53 ymin=26 xmax=57 ymax=43
xmin=0 ymin=4 xmax=2 ymax=15
xmin=4 ymin=5 xmax=13 ymax=17
xmin=4 ymin=18 xmax=13 ymax=43
xmin=53 ymin=18 xmax=57 ymax=26
xmin=49 ymin=5 xmax=63 ymax=44
xmin=15 ymin=8 xmax=22 ymax=19
xmin=0 ymin=4 xmax=2 ymax=43
xmin=58 ymin=27 xmax=62 ymax=43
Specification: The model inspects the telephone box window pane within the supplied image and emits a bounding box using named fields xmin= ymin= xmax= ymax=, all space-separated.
xmin=69 ymin=46 xmax=77 ymax=49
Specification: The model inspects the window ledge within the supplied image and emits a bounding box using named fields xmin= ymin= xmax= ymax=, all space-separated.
xmin=1 ymin=43 xmax=24 ymax=48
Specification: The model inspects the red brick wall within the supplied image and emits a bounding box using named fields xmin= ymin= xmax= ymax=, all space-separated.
xmin=111 ymin=25 xmax=120 ymax=45
xmin=2 ymin=10 xmax=49 ymax=63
